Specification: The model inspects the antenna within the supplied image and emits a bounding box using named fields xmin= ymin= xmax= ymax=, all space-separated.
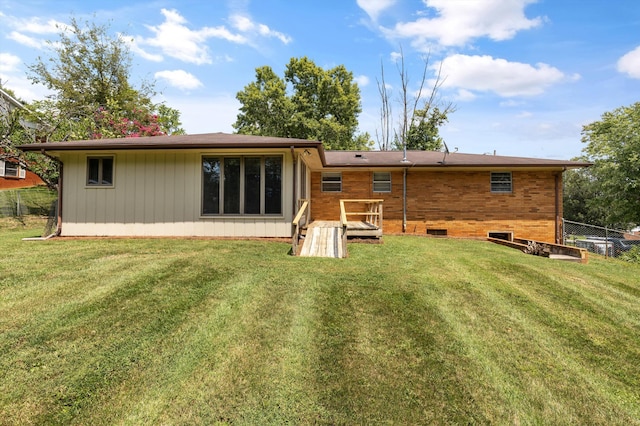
xmin=440 ymin=140 xmax=450 ymax=164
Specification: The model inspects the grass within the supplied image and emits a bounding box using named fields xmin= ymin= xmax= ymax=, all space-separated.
xmin=1 ymin=219 xmax=640 ymax=424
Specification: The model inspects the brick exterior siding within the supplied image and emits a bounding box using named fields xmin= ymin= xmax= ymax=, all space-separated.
xmin=310 ymin=169 xmax=562 ymax=242
xmin=0 ymin=170 xmax=46 ymax=190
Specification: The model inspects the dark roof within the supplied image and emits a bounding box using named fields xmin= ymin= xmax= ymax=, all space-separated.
xmin=324 ymin=150 xmax=590 ymax=168
xmin=18 ymin=132 xmax=590 ymax=169
xmin=18 ymin=133 xmax=324 ymax=151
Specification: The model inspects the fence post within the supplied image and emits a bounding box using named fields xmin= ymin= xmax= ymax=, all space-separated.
xmin=16 ymin=190 xmax=21 ymax=217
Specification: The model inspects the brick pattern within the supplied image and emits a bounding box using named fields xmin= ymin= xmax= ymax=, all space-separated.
xmin=0 ymin=171 xmax=46 ymax=190
xmin=310 ymin=170 xmax=561 ymax=242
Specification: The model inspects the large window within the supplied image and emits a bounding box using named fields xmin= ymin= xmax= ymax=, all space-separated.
xmin=321 ymin=172 xmax=342 ymax=192
xmin=373 ymin=172 xmax=392 ymax=192
xmin=490 ymin=172 xmax=512 ymax=193
xmin=87 ymin=157 xmax=114 ymax=186
xmin=202 ymin=156 xmax=283 ymax=215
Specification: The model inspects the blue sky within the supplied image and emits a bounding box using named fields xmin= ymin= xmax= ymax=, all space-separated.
xmin=1 ymin=0 xmax=639 ymax=159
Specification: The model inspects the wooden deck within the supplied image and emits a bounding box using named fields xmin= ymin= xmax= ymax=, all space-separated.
xmin=292 ymin=200 xmax=383 ymax=258
xmin=297 ymin=220 xmax=381 ymax=258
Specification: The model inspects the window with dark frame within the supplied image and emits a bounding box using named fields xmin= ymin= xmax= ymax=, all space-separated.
xmin=202 ymin=156 xmax=283 ymax=215
xmin=373 ymin=172 xmax=392 ymax=192
xmin=490 ymin=172 xmax=512 ymax=193
xmin=321 ymin=172 xmax=342 ymax=192
xmin=87 ymin=157 xmax=114 ymax=186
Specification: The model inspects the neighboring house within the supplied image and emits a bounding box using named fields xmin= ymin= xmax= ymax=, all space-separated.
xmin=0 ymin=159 xmax=43 ymax=189
xmin=0 ymin=87 xmax=45 ymax=189
xmin=19 ymin=133 xmax=589 ymax=242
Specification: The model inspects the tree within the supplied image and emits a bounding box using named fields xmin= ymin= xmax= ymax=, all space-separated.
xmin=376 ymin=48 xmax=455 ymax=151
xmin=26 ymin=18 xmax=184 ymax=141
xmin=234 ymin=57 xmax=370 ymax=150
xmin=578 ymin=102 xmax=640 ymax=227
xmin=562 ymin=166 xmax=608 ymax=227
xmin=9 ymin=18 xmax=185 ymax=187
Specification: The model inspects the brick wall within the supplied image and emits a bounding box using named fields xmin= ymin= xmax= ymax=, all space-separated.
xmin=0 ymin=171 xmax=46 ymax=190
xmin=310 ymin=169 xmax=561 ymax=242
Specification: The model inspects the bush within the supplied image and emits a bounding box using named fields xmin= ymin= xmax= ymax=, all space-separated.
xmin=620 ymin=246 xmax=640 ymax=263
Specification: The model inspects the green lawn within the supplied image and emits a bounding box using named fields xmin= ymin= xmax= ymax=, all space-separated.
xmin=1 ymin=221 xmax=639 ymax=425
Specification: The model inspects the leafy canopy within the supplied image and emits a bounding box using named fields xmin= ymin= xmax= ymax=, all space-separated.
xmin=566 ymin=102 xmax=640 ymax=228
xmin=4 ymin=18 xmax=185 ymax=187
xmin=234 ymin=57 xmax=370 ymax=150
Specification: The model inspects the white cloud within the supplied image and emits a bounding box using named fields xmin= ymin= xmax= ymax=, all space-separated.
xmin=385 ymin=0 xmax=542 ymax=48
xmin=0 ymin=53 xmax=21 ymax=72
xmin=15 ymin=17 xmax=66 ymax=34
xmin=137 ymin=8 xmax=248 ymax=65
xmin=617 ymin=45 xmax=640 ymax=79
xmin=128 ymin=37 xmax=164 ymax=62
xmin=357 ymin=0 xmax=397 ymax=21
xmin=2 ymin=16 xmax=66 ymax=50
xmin=134 ymin=9 xmax=291 ymax=64
xmin=155 ymin=70 xmax=203 ymax=90
xmin=436 ymin=54 xmax=567 ymax=97
xmin=7 ymin=31 xmax=44 ymax=49
xmin=355 ymin=75 xmax=370 ymax=87
xmin=229 ymin=15 xmax=292 ymax=44
xmin=455 ymin=89 xmax=476 ymax=101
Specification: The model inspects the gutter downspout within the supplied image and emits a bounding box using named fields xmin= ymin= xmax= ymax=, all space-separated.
xmin=555 ymin=169 xmax=564 ymax=244
xmin=403 ymin=167 xmax=407 ymax=233
xmin=56 ymin=161 xmax=63 ymax=236
xmin=291 ymin=146 xmax=297 ymax=218
xmin=40 ymin=148 xmax=63 ymax=236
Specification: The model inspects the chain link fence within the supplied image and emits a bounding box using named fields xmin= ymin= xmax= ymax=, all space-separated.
xmin=0 ymin=187 xmax=57 ymax=217
xmin=563 ymin=219 xmax=640 ymax=258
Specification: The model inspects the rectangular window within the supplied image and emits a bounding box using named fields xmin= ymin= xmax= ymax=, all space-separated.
xmin=202 ymin=156 xmax=283 ymax=215
xmin=244 ymin=157 xmax=261 ymax=214
xmin=373 ymin=172 xmax=392 ymax=192
xmin=4 ymin=162 xmax=19 ymax=178
xmin=264 ymin=156 xmax=282 ymax=214
xmin=490 ymin=172 xmax=512 ymax=193
xmin=87 ymin=157 xmax=114 ymax=186
xmin=202 ymin=158 xmax=221 ymax=214
xmin=321 ymin=172 xmax=342 ymax=192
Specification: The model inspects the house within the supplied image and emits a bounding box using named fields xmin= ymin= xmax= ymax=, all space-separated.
xmin=19 ymin=133 xmax=589 ymax=244
xmin=1 ymin=87 xmax=46 ymax=189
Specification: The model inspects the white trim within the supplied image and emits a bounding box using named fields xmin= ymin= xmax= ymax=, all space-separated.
xmin=0 ymin=160 xmax=4 ymax=177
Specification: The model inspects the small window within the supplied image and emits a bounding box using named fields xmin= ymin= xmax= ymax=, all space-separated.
xmin=488 ymin=231 xmax=513 ymax=241
xmin=490 ymin=172 xmax=512 ymax=193
xmin=321 ymin=172 xmax=342 ymax=192
xmin=4 ymin=162 xmax=19 ymax=178
xmin=373 ymin=172 xmax=391 ymax=192
xmin=87 ymin=156 xmax=114 ymax=186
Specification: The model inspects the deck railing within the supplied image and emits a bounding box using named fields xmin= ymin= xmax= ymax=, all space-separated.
xmin=340 ymin=199 xmax=384 ymax=232
xmin=339 ymin=201 xmax=349 ymax=257
xmin=291 ymin=199 xmax=309 ymax=255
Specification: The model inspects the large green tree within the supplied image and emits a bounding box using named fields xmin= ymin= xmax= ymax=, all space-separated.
xmin=8 ymin=18 xmax=185 ymax=187
xmin=234 ymin=57 xmax=370 ymax=150
xmin=27 ymin=18 xmax=184 ymax=140
xmin=568 ymin=102 xmax=640 ymax=228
